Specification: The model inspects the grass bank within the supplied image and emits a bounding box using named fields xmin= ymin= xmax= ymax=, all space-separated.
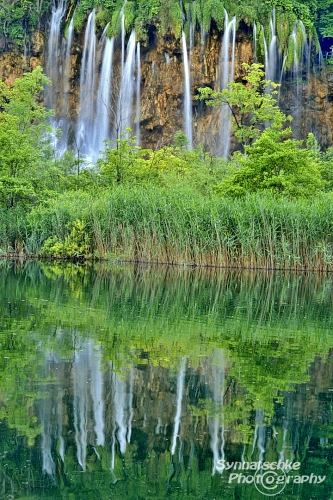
xmin=2 ymin=186 xmax=333 ymax=271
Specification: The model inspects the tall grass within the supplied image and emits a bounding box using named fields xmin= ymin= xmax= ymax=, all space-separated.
xmin=14 ymin=186 xmax=333 ymax=270
xmin=0 ymin=207 xmax=30 ymax=254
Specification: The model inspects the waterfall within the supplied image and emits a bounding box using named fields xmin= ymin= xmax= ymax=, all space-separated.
xmin=220 ymin=11 xmax=236 ymax=158
xmin=253 ymin=22 xmax=257 ymax=62
xmin=287 ymin=21 xmax=308 ymax=138
xmin=136 ymin=42 xmax=141 ymax=145
xmin=291 ymin=21 xmax=307 ymax=138
xmin=76 ymin=10 xmax=97 ymax=157
xmin=43 ymin=4 xmax=332 ymax=160
xmin=182 ymin=32 xmax=193 ymax=149
xmin=116 ymin=31 xmax=136 ymax=138
xmin=290 ymin=23 xmax=300 ymax=74
xmin=45 ymin=0 xmax=67 ymax=153
xmin=92 ymin=33 xmax=114 ymax=156
xmin=171 ymin=357 xmax=186 ymax=455
xmin=45 ymin=0 xmax=66 ymax=111
xmin=56 ymin=16 xmax=74 ymax=154
xmin=23 ymin=23 xmax=28 ymax=71
xmin=262 ymin=25 xmax=269 ymax=73
xmin=189 ymin=6 xmax=194 ymax=54
xmin=64 ymin=17 xmax=74 ymax=101
xmin=121 ymin=1 xmax=127 ymax=73
xmin=265 ymin=8 xmax=277 ymax=82
xmin=278 ymin=55 xmax=287 ymax=104
xmin=64 ymin=17 xmax=74 ymax=100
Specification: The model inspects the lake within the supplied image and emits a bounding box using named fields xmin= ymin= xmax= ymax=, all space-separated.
xmin=0 ymin=261 xmax=332 ymax=499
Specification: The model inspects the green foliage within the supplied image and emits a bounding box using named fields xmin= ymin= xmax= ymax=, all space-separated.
xmin=0 ymin=67 xmax=58 ymax=209
xmin=173 ymin=130 xmax=190 ymax=149
xmin=24 ymin=186 xmax=333 ymax=270
xmin=40 ymin=219 xmax=91 ymax=258
xmin=315 ymin=0 xmax=333 ymax=38
xmin=0 ymin=0 xmax=52 ymax=45
xmin=159 ymin=0 xmax=183 ymax=37
xmin=97 ymin=130 xmax=225 ymax=194
xmin=0 ymin=54 xmax=332 ymax=270
xmin=0 ymin=0 xmax=332 ymax=48
xmin=316 ymin=144 xmax=333 ymax=190
xmin=197 ymin=63 xmax=290 ymax=150
xmin=218 ymin=129 xmax=324 ymax=197
xmin=202 ymin=0 xmax=225 ymax=32
xmin=108 ymin=5 xmax=123 ymax=37
xmin=1 ymin=263 xmax=333 ymax=496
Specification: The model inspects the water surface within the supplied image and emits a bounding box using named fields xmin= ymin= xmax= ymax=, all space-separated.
xmin=0 ymin=261 xmax=333 ymax=499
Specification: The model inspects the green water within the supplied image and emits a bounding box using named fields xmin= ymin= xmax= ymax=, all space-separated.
xmin=0 ymin=261 xmax=333 ymax=499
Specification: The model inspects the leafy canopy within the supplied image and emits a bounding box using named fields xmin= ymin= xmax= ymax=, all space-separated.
xmin=0 ymin=66 xmax=57 ymax=209
xmin=197 ymin=63 xmax=291 ymax=150
xmin=217 ymin=129 xmax=324 ymax=197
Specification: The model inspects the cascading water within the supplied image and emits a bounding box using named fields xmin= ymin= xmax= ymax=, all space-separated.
xmin=220 ymin=11 xmax=236 ymax=158
xmin=92 ymin=31 xmax=114 ymax=156
xmin=277 ymin=21 xmax=309 ymax=139
xmin=116 ymin=31 xmax=136 ymax=138
xmin=55 ymin=15 xmax=74 ymax=154
xmin=45 ymin=0 xmax=67 ymax=152
xmin=189 ymin=7 xmax=194 ymax=54
xmin=136 ymin=42 xmax=141 ymax=145
xmin=46 ymin=3 xmax=140 ymax=159
xmin=45 ymin=0 xmax=66 ymax=111
xmin=256 ymin=11 xmax=328 ymax=143
xmin=63 ymin=17 xmax=74 ymax=104
xmin=253 ymin=22 xmax=257 ymax=62
xmin=182 ymin=32 xmax=193 ymax=149
xmin=265 ymin=8 xmax=277 ymax=82
xmin=289 ymin=22 xmax=305 ymax=136
xmin=43 ymin=5 xmax=332 ymax=162
xmin=294 ymin=22 xmax=310 ymax=137
xmin=76 ymin=10 xmax=97 ymax=157
xmin=121 ymin=1 xmax=127 ymax=73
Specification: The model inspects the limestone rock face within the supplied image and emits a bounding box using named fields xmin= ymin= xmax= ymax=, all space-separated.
xmin=138 ymin=29 xmax=254 ymax=150
xmin=0 ymin=31 xmax=44 ymax=85
xmin=0 ymin=24 xmax=332 ymax=152
xmin=0 ymin=51 xmax=25 ymax=86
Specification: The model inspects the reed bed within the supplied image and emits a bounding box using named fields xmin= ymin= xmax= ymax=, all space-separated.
xmin=6 ymin=186 xmax=333 ymax=270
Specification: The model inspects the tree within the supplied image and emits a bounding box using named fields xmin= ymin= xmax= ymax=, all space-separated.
xmin=216 ymin=128 xmax=324 ymax=197
xmin=98 ymin=129 xmax=225 ymax=193
xmin=197 ymin=63 xmax=290 ymax=151
xmin=0 ymin=66 xmax=56 ymax=209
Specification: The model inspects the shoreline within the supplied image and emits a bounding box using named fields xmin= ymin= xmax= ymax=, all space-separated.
xmin=1 ymin=254 xmax=333 ymax=273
